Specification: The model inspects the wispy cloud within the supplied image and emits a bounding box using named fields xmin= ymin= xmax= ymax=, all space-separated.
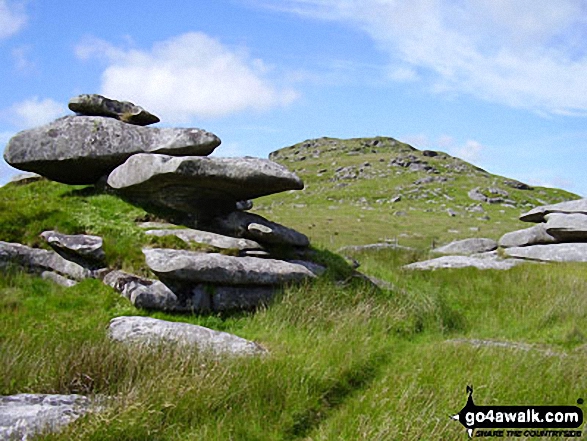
xmin=8 ymin=97 xmax=66 ymax=129
xmin=0 ymin=0 xmax=27 ymax=39
xmin=258 ymin=0 xmax=587 ymax=115
xmin=76 ymin=32 xmax=299 ymax=123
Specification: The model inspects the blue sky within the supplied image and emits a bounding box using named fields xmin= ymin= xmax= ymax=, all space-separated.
xmin=1 ymin=0 xmax=587 ymax=195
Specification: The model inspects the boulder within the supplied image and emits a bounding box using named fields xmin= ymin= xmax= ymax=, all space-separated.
xmin=544 ymin=213 xmax=587 ymax=241
xmin=144 ymin=228 xmax=262 ymax=251
xmin=0 ymin=241 xmax=93 ymax=280
xmin=68 ymin=94 xmax=159 ymax=126
xmin=106 ymin=154 xmax=304 ymax=215
xmin=4 ymin=116 xmax=220 ymax=184
xmin=143 ymin=249 xmax=316 ymax=285
xmin=498 ymin=224 xmax=558 ymax=248
xmin=0 ymin=394 xmax=98 ymax=440
xmin=40 ymin=230 xmax=105 ymax=267
xmin=503 ymin=243 xmax=587 ymax=262
xmin=519 ymin=198 xmax=587 ymax=223
xmin=432 ymin=238 xmax=498 ymax=255
xmin=8 ymin=172 xmax=43 ymax=185
xmin=109 ymin=316 xmax=266 ymax=356
xmin=41 ymin=271 xmax=78 ymax=287
xmin=404 ymin=253 xmax=524 ymax=270
xmin=211 ymin=211 xmax=309 ymax=247
xmin=103 ymin=270 xmax=180 ymax=311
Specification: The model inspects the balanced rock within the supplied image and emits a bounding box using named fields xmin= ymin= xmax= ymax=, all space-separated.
xmin=0 ymin=393 xmax=99 ymax=440
xmin=404 ymin=252 xmax=524 ymax=270
xmin=432 ymin=238 xmax=498 ymax=255
xmin=520 ymin=198 xmax=587 ymax=223
xmin=68 ymin=94 xmax=160 ymax=126
xmin=107 ymin=154 xmax=304 ymax=215
xmin=544 ymin=213 xmax=587 ymax=241
xmin=144 ymin=249 xmax=315 ymax=285
xmin=4 ymin=116 xmax=220 ymax=184
xmin=40 ymin=230 xmax=105 ymax=267
xmin=504 ymin=243 xmax=587 ymax=262
xmin=109 ymin=316 xmax=266 ymax=356
xmin=144 ymin=228 xmax=262 ymax=251
xmin=211 ymin=211 xmax=309 ymax=247
xmin=498 ymin=224 xmax=557 ymax=248
xmin=0 ymin=241 xmax=93 ymax=281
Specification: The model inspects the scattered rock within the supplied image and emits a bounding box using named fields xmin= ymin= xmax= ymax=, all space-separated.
xmin=503 ymin=179 xmax=533 ymax=190
xmin=144 ymin=228 xmax=262 ymax=251
xmin=40 ymin=230 xmax=105 ymax=267
xmin=68 ymin=94 xmax=160 ymax=126
xmin=544 ymin=213 xmax=587 ymax=241
xmin=0 ymin=241 xmax=93 ymax=281
xmin=503 ymin=243 xmax=587 ymax=262
xmin=107 ymin=154 xmax=303 ymax=216
xmin=0 ymin=394 xmax=100 ymax=440
xmin=144 ymin=249 xmax=316 ymax=286
xmin=41 ymin=271 xmax=78 ymax=287
xmin=498 ymin=224 xmax=557 ymax=248
xmin=404 ymin=253 xmax=523 ymax=270
xmin=337 ymin=243 xmax=415 ymax=253
xmin=109 ymin=316 xmax=266 ymax=356
xmin=432 ymin=238 xmax=498 ymax=255
xmin=519 ymin=198 xmax=587 ymax=223
xmin=4 ymin=116 xmax=220 ymax=184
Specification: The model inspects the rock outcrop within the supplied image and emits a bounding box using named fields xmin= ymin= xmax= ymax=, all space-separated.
xmin=68 ymin=94 xmax=160 ymax=126
xmin=4 ymin=116 xmax=220 ymax=184
xmin=431 ymin=238 xmax=497 ymax=255
xmin=404 ymin=252 xmax=524 ymax=271
xmin=109 ymin=316 xmax=266 ymax=356
xmin=40 ymin=230 xmax=106 ymax=268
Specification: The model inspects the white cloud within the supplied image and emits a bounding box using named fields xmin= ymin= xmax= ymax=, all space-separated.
xmin=451 ymin=140 xmax=484 ymax=162
xmin=264 ymin=0 xmax=587 ymax=115
xmin=0 ymin=0 xmax=26 ymax=39
xmin=76 ymin=32 xmax=298 ymax=122
xmin=9 ymin=97 xmax=66 ymax=129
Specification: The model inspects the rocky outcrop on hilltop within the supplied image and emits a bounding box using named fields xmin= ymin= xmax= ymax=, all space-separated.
xmin=2 ymin=94 xmax=320 ymax=314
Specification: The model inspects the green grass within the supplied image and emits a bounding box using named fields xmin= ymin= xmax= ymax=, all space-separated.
xmin=1 ymin=138 xmax=586 ymax=440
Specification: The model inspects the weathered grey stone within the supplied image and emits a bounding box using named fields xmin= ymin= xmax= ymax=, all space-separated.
xmin=0 ymin=394 xmax=98 ymax=440
xmin=40 ymin=230 xmax=105 ymax=266
xmin=144 ymin=228 xmax=262 ymax=251
xmin=109 ymin=316 xmax=266 ymax=356
xmin=212 ymin=211 xmax=309 ymax=247
xmin=68 ymin=94 xmax=160 ymax=126
xmin=467 ymin=187 xmax=503 ymax=204
xmin=498 ymin=224 xmax=558 ymax=248
xmin=432 ymin=238 xmax=498 ymax=255
xmin=504 ymin=243 xmax=587 ymax=262
xmin=103 ymin=270 xmax=180 ymax=311
xmin=209 ymin=285 xmax=276 ymax=312
xmin=107 ymin=154 xmax=304 ymax=215
xmin=41 ymin=271 xmax=78 ymax=287
xmin=404 ymin=253 xmax=524 ymax=270
xmin=144 ymin=249 xmax=316 ymax=285
xmin=520 ymin=198 xmax=587 ymax=222
xmin=288 ymin=260 xmax=327 ymax=276
xmin=4 ymin=116 xmax=220 ymax=184
xmin=544 ymin=213 xmax=587 ymax=241
xmin=0 ymin=241 xmax=92 ymax=280
xmin=337 ymin=243 xmax=415 ymax=253
xmin=8 ymin=172 xmax=43 ymax=185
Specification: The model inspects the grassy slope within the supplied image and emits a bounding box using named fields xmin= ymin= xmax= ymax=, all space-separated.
xmin=1 ymin=137 xmax=586 ymax=440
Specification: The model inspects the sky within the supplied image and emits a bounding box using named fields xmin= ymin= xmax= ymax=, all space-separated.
xmin=1 ymin=0 xmax=587 ymax=195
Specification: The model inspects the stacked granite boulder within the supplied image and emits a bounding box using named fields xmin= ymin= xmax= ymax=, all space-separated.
xmin=3 ymin=94 xmax=319 ymax=313
xmin=499 ymin=198 xmax=587 ymax=262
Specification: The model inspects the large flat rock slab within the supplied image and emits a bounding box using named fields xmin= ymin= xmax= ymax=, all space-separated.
xmin=544 ymin=213 xmax=587 ymax=241
xmin=68 ymin=94 xmax=159 ymax=126
xmin=432 ymin=238 xmax=497 ymax=255
xmin=40 ymin=230 xmax=105 ymax=267
xmin=498 ymin=224 xmax=558 ymax=248
xmin=0 ymin=394 xmax=98 ymax=440
xmin=0 ymin=241 xmax=93 ymax=281
xmin=144 ymin=228 xmax=262 ymax=251
xmin=109 ymin=316 xmax=266 ymax=356
xmin=4 ymin=116 xmax=220 ymax=184
xmin=520 ymin=198 xmax=587 ymax=222
xmin=504 ymin=243 xmax=587 ymax=262
xmin=107 ymin=154 xmax=304 ymax=214
xmin=144 ymin=249 xmax=316 ymax=285
xmin=404 ymin=253 xmax=524 ymax=270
